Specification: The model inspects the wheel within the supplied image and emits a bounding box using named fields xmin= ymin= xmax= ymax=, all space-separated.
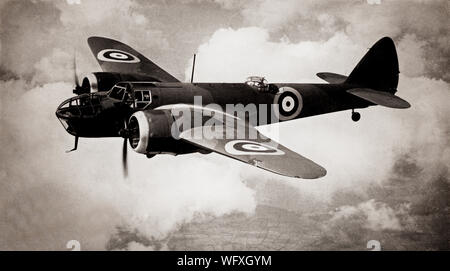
xmin=352 ymin=111 xmax=361 ymax=122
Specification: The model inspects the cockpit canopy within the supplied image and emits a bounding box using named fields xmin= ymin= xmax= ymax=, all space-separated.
xmin=108 ymin=83 xmax=128 ymax=100
xmin=246 ymin=76 xmax=268 ymax=89
xmin=245 ymin=76 xmax=278 ymax=93
xmin=108 ymin=82 xmax=154 ymax=109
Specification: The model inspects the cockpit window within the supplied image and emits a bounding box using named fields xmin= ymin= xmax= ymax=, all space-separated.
xmin=246 ymin=76 xmax=268 ymax=90
xmin=245 ymin=76 xmax=278 ymax=93
xmin=109 ymin=86 xmax=126 ymax=100
xmin=134 ymin=89 xmax=152 ymax=109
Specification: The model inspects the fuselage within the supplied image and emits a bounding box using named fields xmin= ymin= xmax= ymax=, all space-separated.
xmin=56 ymin=81 xmax=372 ymax=138
xmin=154 ymin=82 xmax=370 ymax=117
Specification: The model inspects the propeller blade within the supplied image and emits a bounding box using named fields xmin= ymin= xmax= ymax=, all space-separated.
xmin=122 ymin=137 xmax=128 ymax=178
xmin=122 ymin=118 xmax=129 ymax=178
xmin=73 ymin=52 xmax=80 ymax=88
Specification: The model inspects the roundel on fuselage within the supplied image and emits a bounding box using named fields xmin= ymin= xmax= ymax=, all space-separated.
xmin=273 ymin=86 xmax=303 ymax=121
xmin=97 ymin=49 xmax=141 ymax=63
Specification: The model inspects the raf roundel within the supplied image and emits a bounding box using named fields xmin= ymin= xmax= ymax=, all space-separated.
xmin=273 ymin=86 xmax=303 ymax=121
xmin=224 ymin=140 xmax=285 ymax=156
xmin=97 ymin=49 xmax=140 ymax=63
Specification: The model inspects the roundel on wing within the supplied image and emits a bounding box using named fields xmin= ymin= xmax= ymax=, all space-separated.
xmin=273 ymin=86 xmax=303 ymax=121
xmin=97 ymin=49 xmax=140 ymax=63
xmin=224 ymin=140 xmax=284 ymax=156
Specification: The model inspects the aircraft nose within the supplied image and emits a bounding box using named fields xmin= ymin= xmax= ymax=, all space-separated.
xmin=56 ymin=93 xmax=118 ymax=138
xmin=55 ymin=94 xmax=98 ymax=136
xmin=56 ymin=99 xmax=80 ymax=136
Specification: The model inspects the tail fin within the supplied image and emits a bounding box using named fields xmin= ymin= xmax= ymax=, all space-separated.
xmin=345 ymin=37 xmax=399 ymax=93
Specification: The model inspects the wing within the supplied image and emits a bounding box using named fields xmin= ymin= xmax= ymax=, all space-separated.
xmin=87 ymin=36 xmax=179 ymax=82
xmin=347 ymin=88 xmax=410 ymax=109
xmin=316 ymin=72 xmax=348 ymax=84
xmin=160 ymin=104 xmax=327 ymax=179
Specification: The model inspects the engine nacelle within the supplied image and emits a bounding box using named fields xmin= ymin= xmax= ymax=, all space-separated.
xmin=128 ymin=110 xmax=200 ymax=156
xmin=75 ymin=72 xmax=159 ymax=95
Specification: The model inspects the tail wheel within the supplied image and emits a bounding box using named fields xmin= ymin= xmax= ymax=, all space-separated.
xmin=351 ymin=110 xmax=361 ymax=122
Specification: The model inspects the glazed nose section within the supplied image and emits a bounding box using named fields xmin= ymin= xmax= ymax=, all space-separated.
xmin=55 ymin=94 xmax=101 ymax=136
xmin=56 ymin=96 xmax=85 ymax=153
xmin=56 ymin=97 xmax=80 ymax=136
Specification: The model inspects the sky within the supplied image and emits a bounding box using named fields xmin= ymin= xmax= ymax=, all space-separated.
xmin=0 ymin=0 xmax=449 ymax=250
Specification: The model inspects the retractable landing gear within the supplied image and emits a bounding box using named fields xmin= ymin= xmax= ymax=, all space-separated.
xmin=351 ymin=109 xmax=361 ymax=122
xmin=66 ymin=136 xmax=79 ymax=153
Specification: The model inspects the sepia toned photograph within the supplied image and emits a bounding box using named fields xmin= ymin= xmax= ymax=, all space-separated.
xmin=0 ymin=0 xmax=448 ymax=252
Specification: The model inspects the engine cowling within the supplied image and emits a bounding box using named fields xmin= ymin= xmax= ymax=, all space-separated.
xmin=128 ymin=110 xmax=200 ymax=156
xmin=74 ymin=72 xmax=159 ymax=95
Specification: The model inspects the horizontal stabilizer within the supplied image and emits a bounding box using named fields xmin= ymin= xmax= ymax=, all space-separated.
xmin=317 ymin=72 xmax=348 ymax=84
xmin=347 ymin=88 xmax=410 ymax=109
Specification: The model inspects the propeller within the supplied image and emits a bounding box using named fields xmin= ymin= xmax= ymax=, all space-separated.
xmin=73 ymin=53 xmax=80 ymax=88
xmin=122 ymin=89 xmax=136 ymax=178
xmin=72 ymin=52 xmax=85 ymax=94
xmin=122 ymin=136 xmax=128 ymax=178
xmin=121 ymin=119 xmax=129 ymax=178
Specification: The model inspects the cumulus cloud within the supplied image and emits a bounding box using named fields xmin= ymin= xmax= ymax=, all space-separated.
xmin=32 ymin=48 xmax=74 ymax=85
xmin=209 ymin=0 xmax=450 ymax=82
xmin=185 ymin=27 xmax=362 ymax=82
xmin=331 ymin=199 xmax=403 ymax=231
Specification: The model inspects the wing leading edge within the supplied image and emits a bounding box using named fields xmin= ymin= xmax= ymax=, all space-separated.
xmin=88 ymin=36 xmax=179 ymax=82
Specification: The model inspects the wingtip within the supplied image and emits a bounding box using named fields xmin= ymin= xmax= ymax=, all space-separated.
xmin=389 ymin=95 xmax=411 ymax=109
xmin=87 ymin=36 xmax=102 ymax=42
xmin=286 ymin=163 xmax=327 ymax=180
xmin=400 ymin=100 xmax=411 ymax=109
xmin=87 ymin=36 xmax=104 ymax=47
xmin=301 ymin=166 xmax=327 ymax=179
xmin=87 ymin=36 xmax=124 ymax=46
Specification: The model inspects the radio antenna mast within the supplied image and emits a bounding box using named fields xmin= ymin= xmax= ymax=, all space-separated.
xmin=190 ymin=54 xmax=196 ymax=83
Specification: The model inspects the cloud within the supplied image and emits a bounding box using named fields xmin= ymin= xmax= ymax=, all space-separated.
xmin=66 ymin=0 xmax=81 ymax=5
xmin=185 ymin=27 xmax=362 ymax=82
xmin=331 ymin=199 xmax=403 ymax=231
xmin=0 ymin=0 xmax=170 ymax=79
xmin=397 ymin=34 xmax=427 ymax=78
xmin=367 ymin=0 xmax=381 ymax=4
xmin=0 ymin=0 xmax=63 ymax=78
xmin=32 ymin=48 xmax=74 ymax=85
xmin=209 ymin=0 xmax=450 ymax=82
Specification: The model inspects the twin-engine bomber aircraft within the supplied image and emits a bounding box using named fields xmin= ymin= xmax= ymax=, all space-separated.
xmin=56 ymin=36 xmax=410 ymax=179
